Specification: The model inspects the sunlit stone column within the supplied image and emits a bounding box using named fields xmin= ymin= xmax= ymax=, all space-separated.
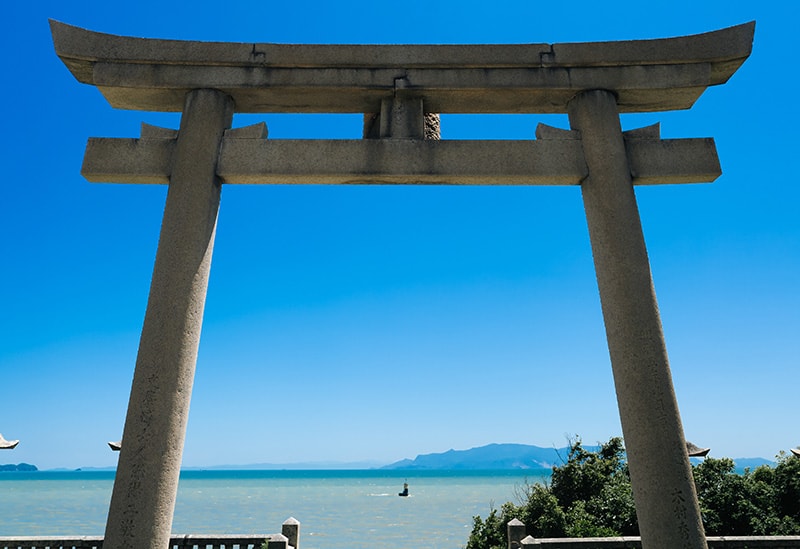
xmin=104 ymin=88 xmax=234 ymax=549
xmin=568 ymin=89 xmax=706 ymax=549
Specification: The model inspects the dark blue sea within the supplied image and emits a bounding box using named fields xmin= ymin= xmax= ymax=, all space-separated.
xmin=0 ymin=469 xmax=550 ymax=549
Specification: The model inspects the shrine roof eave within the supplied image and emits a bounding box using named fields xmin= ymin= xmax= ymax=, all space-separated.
xmin=50 ymin=20 xmax=754 ymax=114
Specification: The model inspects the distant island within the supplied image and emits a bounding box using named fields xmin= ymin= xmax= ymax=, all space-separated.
xmin=381 ymin=443 xmax=776 ymax=471
xmin=0 ymin=463 xmax=38 ymax=472
xmin=383 ymin=443 xmax=569 ymax=470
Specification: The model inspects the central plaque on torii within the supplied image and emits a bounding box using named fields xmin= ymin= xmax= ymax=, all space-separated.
xmin=52 ymin=21 xmax=753 ymax=549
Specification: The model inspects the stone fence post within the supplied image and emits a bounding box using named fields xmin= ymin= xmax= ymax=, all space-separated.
xmin=282 ymin=517 xmax=300 ymax=549
xmin=508 ymin=518 xmax=527 ymax=549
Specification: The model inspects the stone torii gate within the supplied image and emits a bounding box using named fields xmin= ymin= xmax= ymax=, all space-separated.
xmin=51 ymin=21 xmax=753 ymax=549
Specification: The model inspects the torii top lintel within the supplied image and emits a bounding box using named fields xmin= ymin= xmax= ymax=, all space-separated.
xmin=50 ymin=20 xmax=753 ymax=115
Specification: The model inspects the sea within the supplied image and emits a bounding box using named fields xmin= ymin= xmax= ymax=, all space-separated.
xmin=0 ymin=469 xmax=550 ymax=549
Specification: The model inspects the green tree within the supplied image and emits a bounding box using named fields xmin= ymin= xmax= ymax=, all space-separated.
xmin=465 ymin=436 xmax=636 ymax=549
xmin=467 ymin=506 xmax=507 ymax=549
xmin=692 ymin=454 xmax=800 ymax=535
xmin=693 ymin=457 xmax=769 ymax=535
xmin=772 ymin=450 xmax=800 ymax=524
xmin=465 ymin=438 xmax=800 ymax=549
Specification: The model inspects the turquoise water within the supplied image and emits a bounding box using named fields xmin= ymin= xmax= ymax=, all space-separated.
xmin=0 ymin=469 xmax=549 ymax=549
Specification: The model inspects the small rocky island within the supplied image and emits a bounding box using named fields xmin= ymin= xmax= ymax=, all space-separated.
xmin=0 ymin=463 xmax=38 ymax=472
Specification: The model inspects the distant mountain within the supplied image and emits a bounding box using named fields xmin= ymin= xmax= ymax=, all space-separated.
xmin=0 ymin=463 xmax=38 ymax=472
xmin=382 ymin=443 xmax=567 ymax=470
xmin=382 ymin=444 xmax=778 ymax=471
xmin=35 ymin=447 xmax=780 ymax=472
xmin=733 ymin=457 xmax=776 ymax=470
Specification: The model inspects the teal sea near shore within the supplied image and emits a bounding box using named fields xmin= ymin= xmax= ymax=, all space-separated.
xmin=0 ymin=469 xmax=550 ymax=549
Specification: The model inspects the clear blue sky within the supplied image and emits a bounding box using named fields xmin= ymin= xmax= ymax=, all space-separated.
xmin=2 ymin=0 xmax=797 ymax=471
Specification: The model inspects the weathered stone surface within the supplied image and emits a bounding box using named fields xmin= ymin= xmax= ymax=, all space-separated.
xmin=50 ymin=20 xmax=754 ymax=114
xmin=508 ymin=518 xmax=527 ymax=549
xmin=282 ymin=517 xmax=300 ymax=549
xmin=102 ymin=89 xmax=233 ymax=549
xmin=81 ymin=133 xmax=719 ymax=187
xmin=568 ymin=89 xmax=706 ymax=549
xmin=424 ymin=113 xmax=440 ymax=140
xmin=266 ymin=533 xmax=290 ymax=549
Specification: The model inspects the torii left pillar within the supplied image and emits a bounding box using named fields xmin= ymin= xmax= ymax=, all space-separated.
xmin=104 ymin=89 xmax=233 ymax=549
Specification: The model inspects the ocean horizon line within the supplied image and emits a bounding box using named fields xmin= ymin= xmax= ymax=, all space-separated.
xmin=2 ymin=441 xmax=779 ymax=474
xmin=40 ymin=465 xmax=556 ymax=472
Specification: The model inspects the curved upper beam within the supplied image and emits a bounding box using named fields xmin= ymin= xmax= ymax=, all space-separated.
xmin=51 ymin=20 xmax=754 ymax=114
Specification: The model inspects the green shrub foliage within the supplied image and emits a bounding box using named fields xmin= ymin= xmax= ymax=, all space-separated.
xmin=693 ymin=451 xmax=800 ymax=535
xmin=465 ymin=437 xmax=800 ymax=549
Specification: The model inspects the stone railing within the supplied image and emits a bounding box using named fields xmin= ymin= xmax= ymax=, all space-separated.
xmin=507 ymin=518 xmax=800 ymax=548
xmin=0 ymin=518 xmax=299 ymax=549
xmin=518 ymin=537 xmax=800 ymax=548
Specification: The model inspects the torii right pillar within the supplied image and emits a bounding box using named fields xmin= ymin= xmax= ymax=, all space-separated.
xmin=569 ymin=89 xmax=705 ymax=548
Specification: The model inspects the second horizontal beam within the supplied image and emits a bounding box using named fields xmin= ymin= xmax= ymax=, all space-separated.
xmin=82 ymin=137 xmax=720 ymax=187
